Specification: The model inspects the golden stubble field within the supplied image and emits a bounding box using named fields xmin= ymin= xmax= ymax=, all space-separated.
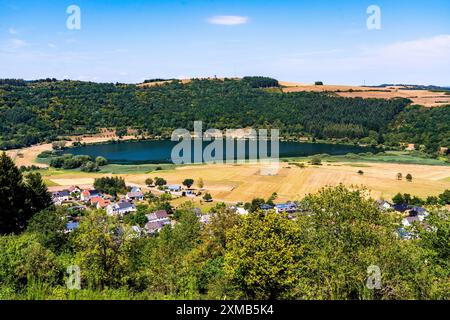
xmin=45 ymin=162 xmax=450 ymax=203
xmin=280 ymin=83 xmax=450 ymax=107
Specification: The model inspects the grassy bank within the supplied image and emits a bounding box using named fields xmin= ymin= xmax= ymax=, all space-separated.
xmin=283 ymin=151 xmax=450 ymax=166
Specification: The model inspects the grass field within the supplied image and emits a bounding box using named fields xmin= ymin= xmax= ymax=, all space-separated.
xmin=38 ymin=156 xmax=450 ymax=203
xmin=120 ymin=161 xmax=450 ymax=203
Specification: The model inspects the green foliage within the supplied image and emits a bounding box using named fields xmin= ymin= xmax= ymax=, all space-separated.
xmin=154 ymin=177 xmax=167 ymax=187
xmin=294 ymin=185 xmax=428 ymax=299
xmin=439 ymin=189 xmax=450 ymax=204
xmin=182 ymin=178 xmax=194 ymax=189
xmin=241 ymin=76 xmax=279 ymax=88
xmin=225 ymin=211 xmax=303 ymax=299
xmin=145 ymin=178 xmax=154 ymax=187
xmin=0 ymin=79 xmax=411 ymax=149
xmin=1 ymin=174 xmax=450 ymax=300
xmin=93 ymin=176 xmax=127 ymax=195
xmin=27 ymin=207 xmax=67 ymax=252
xmin=72 ymin=210 xmax=142 ymax=289
xmin=0 ymin=233 xmax=60 ymax=289
xmin=123 ymin=204 xmax=149 ymax=227
xmin=385 ymin=105 xmax=450 ymax=152
xmin=202 ymin=193 xmax=212 ymax=202
xmin=310 ymin=156 xmax=322 ymax=165
xmin=0 ymin=153 xmax=52 ymax=234
xmin=95 ymin=156 xmax=108 ymax=166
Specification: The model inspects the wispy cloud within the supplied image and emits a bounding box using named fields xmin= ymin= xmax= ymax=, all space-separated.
xmin=8 ymin=27 xmax=19 ymax=35
xmin=6 ymin=39 xmax=28 ymax=50
xmin=376 ymin=34 xmax=450 ymax=59
xmin=207 ymin=15 xmax=249 ymax=26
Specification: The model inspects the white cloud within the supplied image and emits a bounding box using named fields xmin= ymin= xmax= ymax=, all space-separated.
xmin=48 ymin=43 xmax=57 ymax=48
xmin=377 ymin=34 xmax=450 ymax=59
xmin=207 ymin=15 xmax=249 ymax=26
xmin=8 ymin=27 xmax=19 ymax=35
xmin=7 ymin=39 xmax=28 ymax=49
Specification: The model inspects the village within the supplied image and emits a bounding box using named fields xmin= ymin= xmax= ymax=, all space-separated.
xmin=50 ymin=178 xmax=434 ymax=240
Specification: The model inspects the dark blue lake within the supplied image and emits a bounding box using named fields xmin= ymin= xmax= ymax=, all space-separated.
xmin=64 ymin=140 xmax=377 ymax=164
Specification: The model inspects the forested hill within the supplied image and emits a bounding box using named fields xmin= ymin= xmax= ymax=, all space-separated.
xmin=0 ymin=77 xmax=447 ymax=152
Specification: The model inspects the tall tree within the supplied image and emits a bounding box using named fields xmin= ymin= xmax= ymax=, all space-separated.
xmin=25 ymin=172 xmax=53 ymax=214
xmin=224 ymin=211 xmax=303 ymax=299
xmin=0 ymin=152 xmax=28 ymax=234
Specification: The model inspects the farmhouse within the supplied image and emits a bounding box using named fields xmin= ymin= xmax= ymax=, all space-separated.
xmin=274 ymin=202 xmax=298 ymax=214
xmin=376 ymin=200 xmax=392 ymax=211
xmin=106 ymin=201 xmax=136 ymax=216
xmin=145 ymin=220 xmax=170 ymax=234
xmin=144 ymin=209 xmax=171 ymax=234
xmin=81 ymin=189 xmax=101 ymax=201
xmin=167 ymin=185 xmax=182 ymax=192
xmin=52 ymin=190 xmax=71 ymax=205
xmin=146 ymin=210 xmax=170 ymax=223
xmin=68 ymin=185 xmax=81 ymax=194
xmin=126 ymin=189 xmax=144 ymax=201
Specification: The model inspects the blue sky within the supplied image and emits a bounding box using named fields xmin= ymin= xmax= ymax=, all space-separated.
xmin=0 ymin=0 xmax=449 ymax=85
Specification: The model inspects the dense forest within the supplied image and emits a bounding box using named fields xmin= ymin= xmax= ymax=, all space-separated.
xmin=1 ymin=153 xmax=449 ymax=300
xmin=0 ymin=77 xmax=448 ymax=153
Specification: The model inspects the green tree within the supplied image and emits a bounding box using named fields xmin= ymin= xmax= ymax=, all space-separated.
xmin=438 ymin=189 xmax=450 ymax=204
xmin=0 ymin=152 xmax=29 ymax=234
xmin=203 ymin=193 xmax=213 ymax=202
xmin=145 ymin=178 xmax=154 ymax=187
xmin=182 ymin=179 xmax=194 ymax=189
xmin=295 ymin=185 xmax=427 ymax=299
xmin=406 ymin=173 xmax=413 ymax=182
xmin=392 ymin=193 xmax=405 ymax=204
xmin=310 ymin=156 xmax=322 ymax=165
xmin=225 ymin=211 xmax=303 ymax=299
xmin=27 ymin=207 xmax=67 ymax=252
xmin=0 ymin=233 xmax=60 ymax=289
xmin=154 ymin=177 xmax=167 ymax=187
xmin=95 ymin=156 xmax=108 ymax=166
xmin=72 ymin=210 xmax=139 ymax=289
xmin=24 ymin=172 xmax=53 ymax=214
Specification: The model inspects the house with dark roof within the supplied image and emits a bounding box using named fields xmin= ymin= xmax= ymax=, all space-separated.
xmin=409 ymin=206 xmax=427 ymax=217
xmin=145 ymin=220 xmax=170 ymax=234
xmin=146 ymin=210 xmax=170 ymax=223
xmin=126 ymin=190 xmax=144 ymax=202
xmin=52 ymin=190 xmax=71 ymax=205
xmin=65 ymin=222 xmax=79 ymax=233
xmin=106 ymin=201 xmax=136 ymax=216
xmin=274 ymin=203 xmax=298 ymax=214
xmin=81 ymin=189 xmax=101 ymax=201
xmin=260 ymin=204 xmax=274 ymax=211
xmin=167 ymin=185 xmax=182 ymax=192
xmin=393 ymin=203 xmax=409 ymax=212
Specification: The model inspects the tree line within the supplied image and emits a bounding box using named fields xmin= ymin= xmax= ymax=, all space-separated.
xmin=1 ymin=78 xmax=420 ymax=150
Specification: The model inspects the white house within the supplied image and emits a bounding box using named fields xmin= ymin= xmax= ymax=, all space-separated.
xmin=52 ymin=190 xmax=70 ymax=205
xmin=81 ymin=189 xmax=101 ymax=201
xmin=235 ymin=207 xmax=249 ymax=215
xmin=145 ymin=210 xmax=170 ymax=223
xmin=126 ymin=190 xmax=144 ymax=201
xmin=106 ymin=201 xmax=136 ymax=216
